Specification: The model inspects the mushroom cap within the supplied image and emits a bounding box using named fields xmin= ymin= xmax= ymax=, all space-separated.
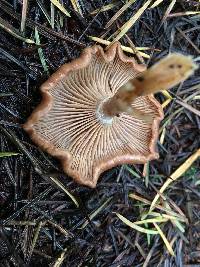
xmin=23 ymin=42 xmax=164 ymax=188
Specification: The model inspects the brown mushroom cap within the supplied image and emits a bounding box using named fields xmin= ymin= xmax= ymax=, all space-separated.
xmin=23 ymin=42 xmax=164 ymax=188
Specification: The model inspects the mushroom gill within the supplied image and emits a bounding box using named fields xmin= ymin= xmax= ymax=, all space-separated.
xmin=23 ymin=42 xmax=196 ymax=188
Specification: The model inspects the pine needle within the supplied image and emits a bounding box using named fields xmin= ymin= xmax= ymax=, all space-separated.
xmin=53 ymin=247 xmax=68 ymax=267
xmin=153 ymin=223 xmax=175 ymax=256
xmin=150 ymin=148 xmax=200 ymax=211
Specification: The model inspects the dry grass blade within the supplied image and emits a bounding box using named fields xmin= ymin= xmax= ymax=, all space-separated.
xmin=150 ymin=0 xmax=164 ymax=8
xmin=0 ymin=17 xmax=34 ymax=44
xmin=20 ymin=0 xmax=28 ymax=34
xmin=0 ymin=0 xmax=84 ymax=46
xmin=162 ymin=90 xmax=173 ymax=100
xmin=105 ymin=0 xmax=136 ymax=29
xmin=115 ymin=213 xmax=158 ymax=234
xmin=140 ymin=210 xmax=186 ymax=234
xmin=70 ymin=0 xmax=83 ymax=16
xmin=51 ymin=3 xmax=55 ymax=29
xmin=49 ymin=176 xmax=79 ymax=207
xmin=143 ymin=162 xmax=149 ymax=187
xmin=50 ymin=0 xmax=71 ymax=17
xmin=90 ymin=3 xmax=117 ymax=15
xmin=125 ymin=34 xmax=145 ymax=64
xmin=142 ymin=238 xmax=158 ymax=267
xmin=164 ymin=203 xmax=186 ymax=232
xmin=90 ymin=36 xmax=153 ymax=51
xmin=129 ymin=193 xmax=187 ymax=222
xmin=52 ymin=247 xmax=68 ymax=267
xmin=160 ymin=127 xmax=166 ymax=144
xmin=161 ymin=0 xmax=176 ymax=22
xmin=28 ymin=221 xmax=45 ymax=259
xmin=168 ymin=11 xmax=200 ymax=17
xmin=133 ymin=216 xmax=168 ymax=225
xmin=149 ymin=212 xmax=183 ymax=222
xmin=149 ymin=212 xmax=185 ymax=233
xmin=161 ymin=98 xmax=172 ymax=109
xmin=81 ymin=197 xmax=112 ymax=229
xmin=150 ymin=148 xmax=200 ymax=211
xmin=89 ymin=36 xmax=150 ymax=58
xmin=5 ymin=221 xmax=36 ymax=226
xmin=47 ymin=220 xmax=72 ymax=238
xmin=161 ymin=90 xmax=173 ymax=109
xmin=109 ymin=0 xmax=152 ymax=45
xmin=153 ymin=223 xmax=175 ymax=256
xmin=165 ymin=200 xmax=186 ymax=219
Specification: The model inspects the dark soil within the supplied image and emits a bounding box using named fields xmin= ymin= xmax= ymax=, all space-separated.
xmin=0 ymin=0 xmax=200 ymax=266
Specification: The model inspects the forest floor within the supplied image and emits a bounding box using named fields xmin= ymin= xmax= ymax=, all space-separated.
xmin=0 ymin=0 xmax=200 ymax=266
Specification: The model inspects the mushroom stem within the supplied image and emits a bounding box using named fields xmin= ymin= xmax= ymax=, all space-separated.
xmin=101 ymin=84 xmax=154 ymax=122
xmin=101 ymin=53 xmax=198 ymax=122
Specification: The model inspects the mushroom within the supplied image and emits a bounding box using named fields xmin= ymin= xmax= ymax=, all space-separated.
xmin=23 ymin=42 xmax=197 ymax=187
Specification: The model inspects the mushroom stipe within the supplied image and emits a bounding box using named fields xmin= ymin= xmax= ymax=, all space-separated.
xmin=23 ymin=42 xmax=197 ymax=188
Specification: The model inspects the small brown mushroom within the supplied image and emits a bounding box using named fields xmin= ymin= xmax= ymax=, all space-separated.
xmin=23 ymin=43 xmax=197 ymax=187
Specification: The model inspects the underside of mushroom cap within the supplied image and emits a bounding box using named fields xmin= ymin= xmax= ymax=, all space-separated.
xmin=23 ymin=42 xmax=164 ymax=188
